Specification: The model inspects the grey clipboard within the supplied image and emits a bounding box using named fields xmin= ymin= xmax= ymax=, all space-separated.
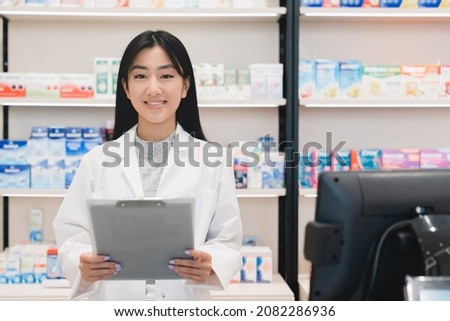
xmin=87 ymin=198 xmax=195 ymax=280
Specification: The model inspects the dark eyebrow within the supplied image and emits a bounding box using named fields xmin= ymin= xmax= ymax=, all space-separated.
xmin=130 ymin=64 xmax=176 ymax=72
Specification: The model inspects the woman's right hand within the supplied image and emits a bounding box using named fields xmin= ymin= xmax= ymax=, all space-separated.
xmin=79 ymin=252 xmax=121 ymax=283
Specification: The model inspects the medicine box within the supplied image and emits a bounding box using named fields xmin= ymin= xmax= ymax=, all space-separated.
xmin=379 ymin=0 xmax=418 ymax=7
xmin=249 ymin=64 xmax=267 ymax=99
xmin=94 ymin=58 xmax=113 ymax=98
xmin=29 ymin=126 xmax=49 ymax=189
xmin=0 ymin=140 xmax=29 ymax=165
xmin=301 ymin=0 xmax=340 ymax=7
xmin=340 ymin=0 xmax=379 ymax=7
xmin=401 ymin=64 xmax=440 ymax=98
xmin=332 ymin=150 xmax=351 ymax=172
xmin=240 ymin=246 xmax=272 ymax=283
xmin=339 ymin=60 xmax=363 ymax=99
xmin=363 ymin=65 xmax=402 ymax=98
xmin=315 ymin=59 xmax=339 ymax=99
xmin=237 ymin=69 xmax=251 ymax=99
xmin=48 ymin=127 xmax=66 ymax=189
xmin=0 ymin=73 xmax=26 ymax=98
xmin=59 ymin=74 xmax=95 ymax=99
xmin=26 ymin=73 xmax=60 ymax=98
xmin=299 ymin=60 xmax=315 ymax=100
xmin=0 ymin=165 xmax=30 ymax=189
xmin=381 ymin=149 xmax=420 ymax=169
xmin=198 ymin=0 xmax=231 ymax=7
xmin=351 ymin=149 xmax=382 ymax=170
xmin=439 ymin=65 xmax=450 ymax=98
xmin=65 ymin=127 xmax=83 ymax=188
xmin=95 ymin=0 xmax=129 ymax=7
xmin=266 ymin=63 xmax=283 ymax=99
xmin=82 ymin=127 xmax=103 ymax=154
xmin=299 ymin=152 xmax=317 ymax=189
xmin=224 ymin=69 xmax=238 ymax=99
xmin=420 ymin=149 xmax=450 ymax=169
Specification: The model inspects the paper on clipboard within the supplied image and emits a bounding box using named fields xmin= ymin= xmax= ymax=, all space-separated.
xmin=87 ymin=198 xmax=195 ymax=280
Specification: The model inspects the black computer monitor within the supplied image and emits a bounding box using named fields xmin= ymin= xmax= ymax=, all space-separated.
xmin=304 ymin=169 xmax=450 ymax=300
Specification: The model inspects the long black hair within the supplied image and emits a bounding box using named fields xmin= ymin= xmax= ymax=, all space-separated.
xmin=113 ymin=30 xmax=206 ymax=141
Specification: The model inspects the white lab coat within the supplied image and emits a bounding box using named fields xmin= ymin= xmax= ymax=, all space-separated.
xmin=53 ymin=124 xmax=243 ymax=300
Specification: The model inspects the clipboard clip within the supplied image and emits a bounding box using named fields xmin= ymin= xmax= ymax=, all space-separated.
xmin=116 ymin=200 xmax=166 ymax=208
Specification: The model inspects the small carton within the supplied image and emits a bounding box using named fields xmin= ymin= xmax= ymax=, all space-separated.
xmin=237 ymin=69 xmax=251 ymax=99
xmin=380 ymin=0 xmax=418 ymax=7
xmin=0 ymin=73 xmax=26 ymax=98
xmin=301 ymin=0 xmax=340 ymax=7
xmin=60 ymin=74 xmax=95 ymax=99
xmin=249 ymin=64 xmax=267 ymax=99
xmin=401 ymin=64 xmax=440 ymax=98
xmin=332 ymin=150 xmax=351 ymax=172
xmin=420 ymin=149 xmax=450 ymax=169
xmin=0 ymin=164 xmax=30 ymax=189
xmin=29 ymin=126 xmax=49 ymax=189
xmin=299 ymin=60 xmax=315 ymax=100
xmin=351 ymin=149 xmax=382 ymax=170
xmin=363 ymin=65 xmax=402 ymax=98
xmin=439 ymin=65 xmax=450 ymax=98
xmin=299 ymin=152 xmax=317 ymax=189
xmin=381 ymin=149 xmax=420 ymax=170
xmin=224 ymin=69 xmax=237 ymax=99
xmin=0 ymin=140 xmax=29 ymax=165
xmin=315 ymin=59 xmax=339 ymax=99
xmin=266 ymin=63 xmax=283 ymax=99
xmin=26 ymin=73 xmax=60 ymax=98
xmin=339 ymin=60 xmax=363 ymax=99
xmin=65 ymin=127 xmax=83 ymax=188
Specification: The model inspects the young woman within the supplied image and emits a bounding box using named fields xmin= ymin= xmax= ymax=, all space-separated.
xmin=53 ymin=30 xmax=243 ymax=300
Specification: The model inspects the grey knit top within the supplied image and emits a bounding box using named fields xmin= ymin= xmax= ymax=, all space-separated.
xmin=135 ymin=131 xmax=175 ymax=197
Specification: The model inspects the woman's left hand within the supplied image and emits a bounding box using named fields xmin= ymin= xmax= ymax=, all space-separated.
xmin=168 ymin=249 xmax=214 ymax=283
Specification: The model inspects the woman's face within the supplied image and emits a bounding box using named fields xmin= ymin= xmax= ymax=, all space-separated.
xmin=123 ymin=46 xmax=189 ymax=136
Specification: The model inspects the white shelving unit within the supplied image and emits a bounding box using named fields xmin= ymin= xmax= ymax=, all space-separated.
xmin=298 ymin=7 xmax=450 ymax=280
xmin=0 ymin=98 xmax=286 ymax=108
xmin=301 ymin=98 xmax=450 ymax=108
xmin=0 ymin=273 xmax=294 ymax=301
xmin=0 ymin=6 xmax=286 ymax=22
xmin=0 ymin=188 xmax=286 ymax=198
xmin=0 ymin=4 xmax=294 ymax=301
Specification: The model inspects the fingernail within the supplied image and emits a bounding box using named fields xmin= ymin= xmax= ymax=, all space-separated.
xmin=184 ymin=250 xmax=191 ymax=255
xmin=104 ymin=256 xmax=111 ymax=261
xmin=115 ymin=264 xmax=121 ymax=271
xmin=113 ymin=271 xmax=119 ymax=275
xmin=168 ymin=260 xmax=175 ymax=265
xmin=168 ymin=264 xmax=174 ymax=270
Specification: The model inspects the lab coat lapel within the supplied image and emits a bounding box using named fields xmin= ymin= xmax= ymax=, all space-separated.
xmin=118 ymin=125 xmax=145 ymax=198
xmin=158 ymin=124 xmax=192 ymax=196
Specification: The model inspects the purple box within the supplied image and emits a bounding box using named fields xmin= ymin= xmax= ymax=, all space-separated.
xmin=419 ymin=149 xmax=450 ymax=169
xmin=381 ymin=149 xmax=420 ymax=169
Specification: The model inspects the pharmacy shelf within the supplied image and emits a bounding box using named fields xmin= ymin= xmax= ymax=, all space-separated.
xmin=298 ymin=274 xmax=310 ymax=301
xmin=0 ymin=98 xmax=286 ymax=108
xmin=300 ymin=7 xmax=450 ymax=22
xmin=300 ymin=98 xmax=450 ymax=108
xmin=299 ymin=188 xmax=317 ymax=198
xmin=0 ymin=273 xmax=294 ymax=301
xmin=0 ymin=188 xmax=286 ymax=198
xmin=0 ymin=6 xmax=286 ymax=23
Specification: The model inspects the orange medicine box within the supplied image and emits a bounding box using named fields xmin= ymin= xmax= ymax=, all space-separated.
xmin=401 ymin=64 xmax=440 ymax=98
xmin=0 ymin=73 xmax=26 ymax=98
xmin=60 ymin=74 xmax=95 ymax=99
